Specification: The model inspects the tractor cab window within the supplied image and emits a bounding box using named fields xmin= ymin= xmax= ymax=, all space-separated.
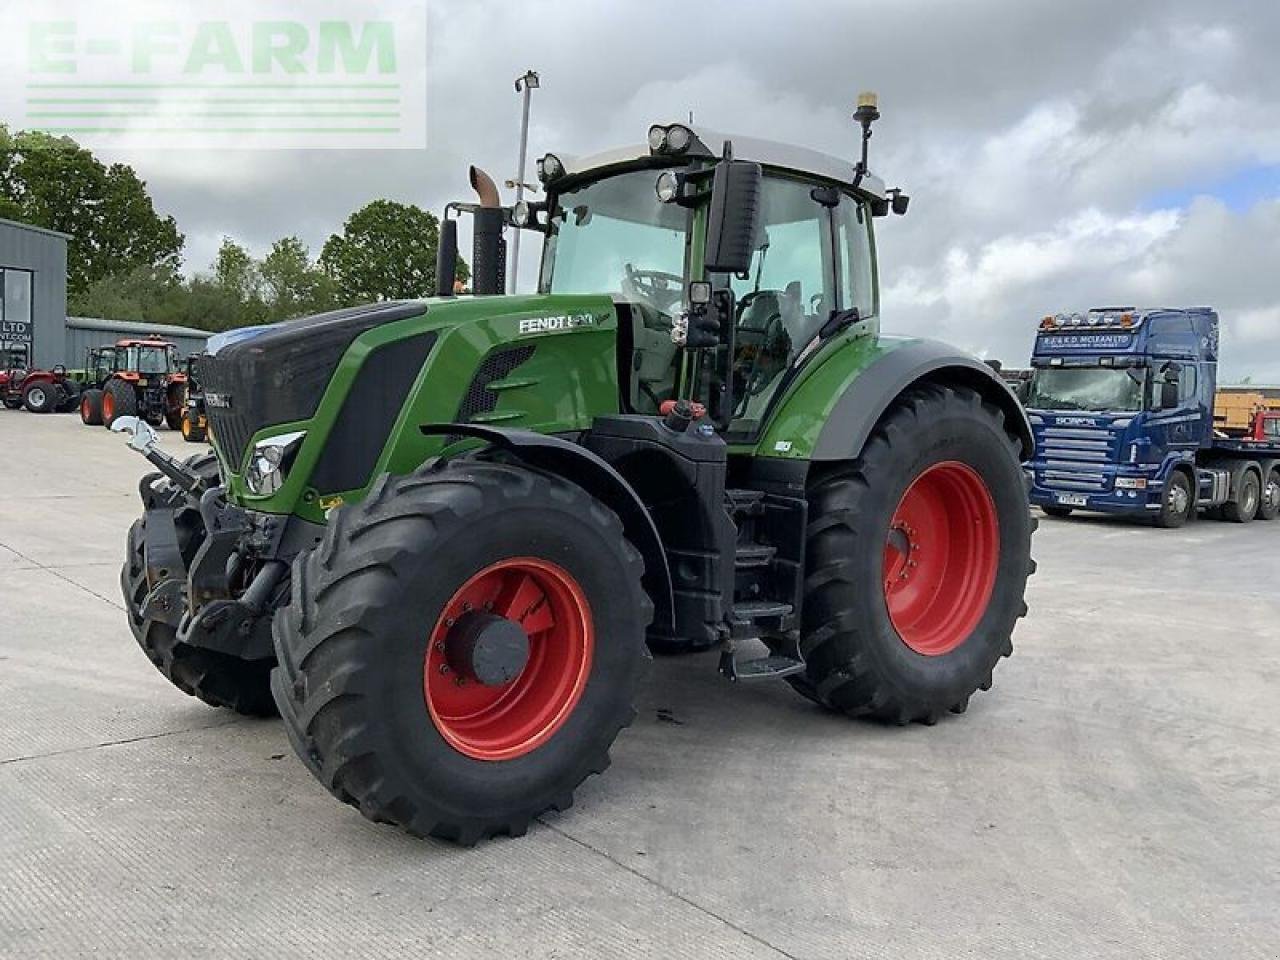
xmin=834 ymin=195 xmax=875 ymax=318
xmin=727 ymin=176 xmax=835 ymax=427
xmin=543 ymin=169 xmax=690 ymax=414
xmin=129 ymin=345 xmax=177 ymax=375
xmin=91 ymin=349 xmax=118 ymax=381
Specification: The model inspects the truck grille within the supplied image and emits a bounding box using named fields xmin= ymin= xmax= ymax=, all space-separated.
xmin=1034 ymin=426 xmax=1117 ymax=490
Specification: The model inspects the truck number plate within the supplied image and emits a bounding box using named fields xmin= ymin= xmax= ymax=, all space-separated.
xmin=1056 ymin=493 xmax=1088 ymax=507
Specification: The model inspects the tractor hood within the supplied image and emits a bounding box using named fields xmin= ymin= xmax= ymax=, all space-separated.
xmin=199 ymin=295 xmax=618 ymax=478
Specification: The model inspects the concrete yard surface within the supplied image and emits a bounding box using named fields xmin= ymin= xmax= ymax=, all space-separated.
xmin=1 ymin=411 xmax=1277 ymax=959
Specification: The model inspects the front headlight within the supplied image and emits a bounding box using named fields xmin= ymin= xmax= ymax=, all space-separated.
xmin=1114 ymin=476 xmax=1148 ymax=490
xmin=245 ymin=430 xmax=306 ymax=496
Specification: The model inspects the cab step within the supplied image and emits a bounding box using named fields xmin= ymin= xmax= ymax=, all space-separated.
xmin=718 ymin=631 xmax=805 ymax=682
xmin=726 ymin=488 xmax=766 ymax=517
xmin=734 ymin=543 xmax=776 ymax=569
xmin=731 ymin=600 xmax=792 ymax=621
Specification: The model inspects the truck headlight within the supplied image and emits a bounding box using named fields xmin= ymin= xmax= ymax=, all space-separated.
xmin=1114 ymin=476 xmax=1147 ymax=490
xmin=245 ymin=431 xmax=306 ymax=496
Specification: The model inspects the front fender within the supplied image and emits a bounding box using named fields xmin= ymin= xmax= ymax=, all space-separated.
xmin=758 ymin=336 xmax=1033 ymax=462
xmin=421 ymin=424 xmax=675 ymax=635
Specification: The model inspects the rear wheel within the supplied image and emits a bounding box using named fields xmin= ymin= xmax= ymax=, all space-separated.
xmin=80 ymin=389 xmax=104 ymax=425
xmin=1042 ymin=505 xmax=1073 ymax=519
xmin=1259 ymin=467 xmax=1280 ymax=522
xmin=23 ymin=383 xmax=56 ymax=413
xmin=1155 ymin=470 xmax=1193 ymax=529
xmin=791 ymin=384 xmax=1033 ymax=724
xmin=181 ymin=412 xmax=207 ymax=443
xmin=1222 ymin=471 xmax=1260 ymax=523
xmin=103 ymin=379 xmax=137 ymax=427
xmin=271 ymin=459 xmax=651 ymax=843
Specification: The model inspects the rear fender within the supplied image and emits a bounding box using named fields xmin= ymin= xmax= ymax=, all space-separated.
xmin=817 ymin=340 xmax=1033 ymax=461
xmin=420 ymin=423 xmax=675 ymax=634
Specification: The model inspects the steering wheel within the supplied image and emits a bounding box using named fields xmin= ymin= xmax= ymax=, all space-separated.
xmin=733 ymin=292 xmax=792 ymax=413
xmin=622 ymin=264 xmax=685 ymax=313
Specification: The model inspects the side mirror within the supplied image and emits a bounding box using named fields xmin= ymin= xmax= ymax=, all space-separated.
xmin=435 ymin=218 xmax=459 ymax=296
xmin=704 ymin=160 xmax=763 ymax=275
xmin=1159 ymin=380 xmax=1180 ymax=409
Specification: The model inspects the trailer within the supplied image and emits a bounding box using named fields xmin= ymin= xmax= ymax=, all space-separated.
xmin=1024 ymin=307 xmax=1280 ymax=527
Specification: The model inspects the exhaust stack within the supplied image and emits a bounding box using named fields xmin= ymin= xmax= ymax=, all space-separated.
xmin=469 ymin=165 xmax=506 ymax=295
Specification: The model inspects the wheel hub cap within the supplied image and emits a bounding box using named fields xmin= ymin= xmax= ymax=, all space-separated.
xmin=424 ymin=557 xmax=593 ymax=761
xmin=882 ymin=461 xmax=1000 ymax=656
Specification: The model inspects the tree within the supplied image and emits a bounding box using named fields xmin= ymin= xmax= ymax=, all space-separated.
xmin=320 ymin=199 xmax=467 ymax=302
xmin=0 ymin=125 xmax=184 ymax=296
xmin=261 ymin=236 xmax=340 ymax=320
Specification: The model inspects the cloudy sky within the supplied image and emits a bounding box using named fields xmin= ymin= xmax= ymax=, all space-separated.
xmin=81 ymin=0 xmax=1280 ymax=381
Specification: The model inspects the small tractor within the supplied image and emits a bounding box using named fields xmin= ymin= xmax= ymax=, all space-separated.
xmin=0 ymin=341 xmax=80 ymax=413
xmin=79 ymin=338 xmax=187 ymax=429
xmin=179 ymin=354 xmax=209 ymax=443
xmin=115 ymin=95 xmax=1035 ymax=845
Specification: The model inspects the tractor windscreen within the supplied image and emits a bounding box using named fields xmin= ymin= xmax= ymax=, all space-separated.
xmin=129 ymin=346 xmax=177 ymax=375
xmin=541 ymin=170 xmax=688 ymax=316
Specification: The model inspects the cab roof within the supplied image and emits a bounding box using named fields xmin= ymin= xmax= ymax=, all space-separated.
xmin=563 ymin=124 xmax=888 ymax=201
xmin=115 ymin=338 xmax=175 ymax=348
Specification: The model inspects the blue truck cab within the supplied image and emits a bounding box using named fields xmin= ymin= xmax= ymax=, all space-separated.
xmin=1025 ymin=307 xmax=1280 ymax=526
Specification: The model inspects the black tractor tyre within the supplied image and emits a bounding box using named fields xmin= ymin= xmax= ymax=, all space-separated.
xmin=1154 ymin=470 xmax=1194 ymax=529
xmin=790 ymin=384 xmax=1034 ymax=724
xmin=2 ymin=395 xmax=21 ymax=410
xmin=271 ymin=459 xmax=652 ymax=844
xmin=181 ymin=413 xmax=207 ymax=443
xmin=103 ymin=378 xmax=137 ymax=427
xmin=1042 ymin=505 xmax=1073 ymax=519
xmin=1222 ymin=470 xmax=1260 ymax=523
xmin=1259 ymin=467 xmax=1280 ymax=522
xmin=121 ymin=454 xmax=277 ymax=716
xmin=165 ymin=385 xmax=185 ymax=430
xmin=79 ymin=388 xmax=104 ymax=425
xmin=22 ymin=382 xmax=56 ymax=413
xmin=56 ymin=382 xmax=81 ymax=412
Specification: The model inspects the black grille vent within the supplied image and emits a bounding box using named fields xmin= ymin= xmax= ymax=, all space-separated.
xmin=449 ymin=345 xmax=535 ymax=441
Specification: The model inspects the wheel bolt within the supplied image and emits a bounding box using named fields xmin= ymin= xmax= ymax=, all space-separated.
xmin=454 ymin=676 xmax=466 ymax=687
xmin=435 ymin=642 xmax=445 ymax=653
xmin=439 ymin=663 xmax=450 ymax=674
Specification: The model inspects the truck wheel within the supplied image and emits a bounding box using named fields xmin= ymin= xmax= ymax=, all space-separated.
xmin=1154 ymin=471 xmax=1193 ymax=529
xmin=1222 ymin=471 xmax=1260 ymax=523
xmin=121 ymin=456 xmax=274 ymax=715
xmin=272 ymin=460 xmax=651 ymax=844
xmin=23 ymin=383 xmax=56 ymax=413
xmin=793 ymin=384 xmax=1033 ymax=724
xmin=1259 ymin=468 xmax=1280 ymax=522
xmin=80 ymin=389 xmax=104 ymax=425
xmin=1042 ymin=505 xmax=1073 ymax=519
xmin=103 ymin=379 xmax=137 ymax=427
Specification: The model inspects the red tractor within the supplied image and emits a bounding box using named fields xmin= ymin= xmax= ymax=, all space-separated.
xmin=78 ymin=338 xmax=187 ymax=429
xmin=0 ymin=341 xmax=81 ymax=413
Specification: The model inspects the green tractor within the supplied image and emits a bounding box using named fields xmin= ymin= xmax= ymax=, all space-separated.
xmin=115 ymin=96 xmax=1034 ymax=844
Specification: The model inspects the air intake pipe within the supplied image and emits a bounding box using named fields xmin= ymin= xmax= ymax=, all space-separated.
xmin=469 ymin=165 xmax=506 ymax=295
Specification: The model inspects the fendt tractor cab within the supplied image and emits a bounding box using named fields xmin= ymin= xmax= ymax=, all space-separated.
xmin=1026 ymin=307 xmax=1280 ymax=526
xmin=79 ymin=338 xmax=186 ymax=429
xmin=114 ymin=96 xmax=1035 ymax=844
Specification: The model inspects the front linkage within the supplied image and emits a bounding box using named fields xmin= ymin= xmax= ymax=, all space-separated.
xmin=114 ymin=418 xmax=313 ymax=712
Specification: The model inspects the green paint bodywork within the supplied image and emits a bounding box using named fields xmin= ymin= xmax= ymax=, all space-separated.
xmin=218 ymin=293 xmax=619 ymax=523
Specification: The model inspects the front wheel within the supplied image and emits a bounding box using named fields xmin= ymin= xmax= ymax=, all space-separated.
xmin=272 ymin=460 xmax=652 ymax=844
xmin=1154 ymin=471 xmax=1193 ymax=529
xmin=792 ymin=384 xmax=1033 ymax=724
xmin=80 ymin=389 xmax=104 ymax=425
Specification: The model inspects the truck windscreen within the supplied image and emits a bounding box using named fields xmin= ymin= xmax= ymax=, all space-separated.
xmin=1026 ymin=367 xmax=1144 ymax=412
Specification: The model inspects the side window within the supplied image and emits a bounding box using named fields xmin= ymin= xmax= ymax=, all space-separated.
xmin=1179 ymin=365 xmax=1198 ymax=403
xmin=727 ymin=177 xmax=834 ymax=426
xmin=834 ymin=196 xmax=875 ymax=318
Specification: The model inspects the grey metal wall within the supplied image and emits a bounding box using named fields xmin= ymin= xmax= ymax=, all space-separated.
xmin=0 ymin=218 xmax=69 ymax=369
xmin=65 ymin=317 xmax=211 ymax=365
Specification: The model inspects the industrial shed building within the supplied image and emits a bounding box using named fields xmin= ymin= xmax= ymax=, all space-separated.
xmin=0 ymin=217 xmax=69 ymax=370
xmin=65 ymin=317 xmax=212 ymax=364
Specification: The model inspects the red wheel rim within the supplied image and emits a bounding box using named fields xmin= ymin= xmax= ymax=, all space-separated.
xmin=424 ymin=558 xmax=593 ymax=761
xmin=80 ymin=397 xmax=91 ymax=419
xmin=102 ymin=392 xmax=114 ymax=420
xmin=882 ymin=461 xmax=1000 ymax=656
